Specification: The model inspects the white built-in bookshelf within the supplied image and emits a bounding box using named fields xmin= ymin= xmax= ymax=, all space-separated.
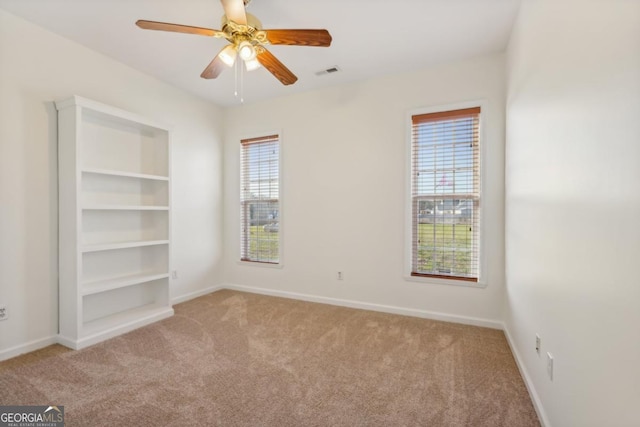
xmin=56 ymin=96 xmax=173 ymax=350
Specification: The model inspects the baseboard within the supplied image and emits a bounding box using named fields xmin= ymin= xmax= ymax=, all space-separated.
xmin=0 ymin=335 xmax=59 ymax=362
xmin=221 ymin=283 xmax=503 ymax=330
xmin=1 ymin=285 xmax=221 ymax=359
xmin=2 ymin=283 xmax=547 ymax=427
xmin=172 ymin=284 xmax=224 ymax=305
xmin=218 ymin=285 xmax=546 ymax=423
xmin=503 ymin=324 xmax=551 ymax=427
xmin=62 ymin=307 xmax=175 ymax=350
xmin=56 ymin=334 xmax=77 ymax=350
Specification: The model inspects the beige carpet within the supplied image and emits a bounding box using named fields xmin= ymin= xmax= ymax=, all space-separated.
xmin=0 ymin=290 xmax=539 ymax=426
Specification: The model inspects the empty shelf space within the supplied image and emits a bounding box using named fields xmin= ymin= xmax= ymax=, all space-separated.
xmin=82 ymin=168 xmax=169 ymax=181
xmin=82 ymin=240 xmax=169 ymax=253
xmin=57 ymin=96 xmax=172 ymax=349
xmin=82 ymin=172 xmax=169 ymax=206
xmin=83 ymin=205 xmax=169 ymax=211
xmin=82 ymin=304 xmax=172 ymax=338
xmin=82 ymin=272 xmax=170 ymax=296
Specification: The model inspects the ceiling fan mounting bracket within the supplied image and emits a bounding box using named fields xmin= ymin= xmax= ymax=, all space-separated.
xmin=221 ymin=14 xmax=267 ymax=46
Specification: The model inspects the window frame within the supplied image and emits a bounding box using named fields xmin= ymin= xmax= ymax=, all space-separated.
xmin=238 ymin=132 xmax=284 ymax=267
xmin=405 ymin=101 xmax=487 ymax=287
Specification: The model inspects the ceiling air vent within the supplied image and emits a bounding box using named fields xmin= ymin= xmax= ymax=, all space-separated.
xmin=315 ymin=66 xmax=341 ymax=76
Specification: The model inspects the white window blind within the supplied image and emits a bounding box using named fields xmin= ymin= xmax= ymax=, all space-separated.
xmin=240 ymin=135 xmax=280 ymax=264
xmin=411 ymin=107 xmax=480 ymax=282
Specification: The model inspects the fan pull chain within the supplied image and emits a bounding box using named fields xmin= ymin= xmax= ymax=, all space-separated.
xmin=240 ymin=60 xmax=244 ymax=104
xmin=234 ymin=60 xmax=239 ymax=98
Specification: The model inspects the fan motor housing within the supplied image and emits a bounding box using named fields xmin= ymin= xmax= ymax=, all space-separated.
xmin=221 ymin=12 xmax=262 ymax=31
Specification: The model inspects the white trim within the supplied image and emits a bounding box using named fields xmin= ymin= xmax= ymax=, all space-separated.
xmin=55 ymin=95 xmax=172 ymax=131
xmin=403 ymin=274 xmax=487 ymax=288
xmin=0 ymin=286 xmax=221 ymax=360
xmin=236 ymin=260 xmax=284 ymax=269
xmin=62 ymin=307 xmax=174 ymax=350
xmin=278 ymin=130 xmax=284 ymax=265
xmin=0 ymin=335 xmax=59 ymax=362
xmin=56 ymin=334 xmax=79 ymax=350
xmin=404 ymin=100 xmax=488 ymax=286
xmin=1 ymin=285 xmax=545 ymax=427
xmin=171 ymin=284 xmax=224 ymax=304
xmin=503 ymin=324 xmax=551 ymax=427
xmin=222 ymin=283 xmax=502 ymax=330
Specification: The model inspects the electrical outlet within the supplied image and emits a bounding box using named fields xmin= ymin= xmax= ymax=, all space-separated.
xmin=535 ymin=334 xmax=541 ymax=354
xmin=0 ymin=306 xmax=7 ymax=321
xmin=547 ymin=352 xmax=554 ymax=381
xmin=337 ymin=271 xmax=344 ymax=281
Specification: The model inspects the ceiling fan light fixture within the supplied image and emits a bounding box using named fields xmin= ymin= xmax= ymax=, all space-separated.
xmin=244 ymin=57 xmax=261 ymax=71
xmin=237 ymin=41 xmax=256 ymax=61
xmin=219 ymin=44 xmax=237 ymax=67
xmin=136 ymin=0 xmax=332 ymax=90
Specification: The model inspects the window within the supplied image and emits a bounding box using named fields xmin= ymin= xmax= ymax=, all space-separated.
xmin=410 ymin=107 xmax=481 ymax=282
xmin=240 ymin=135 xmax=280 ymax=264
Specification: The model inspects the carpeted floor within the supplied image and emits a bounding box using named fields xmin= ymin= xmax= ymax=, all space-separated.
xmin=0 ymin=290 xmax=539 ymax=426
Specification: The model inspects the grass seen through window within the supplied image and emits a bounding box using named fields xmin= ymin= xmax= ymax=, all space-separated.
xmin=246 ymin=225 xmax=279 ymax=262
xmin=415 ymin=223 xmax=473 ymax=275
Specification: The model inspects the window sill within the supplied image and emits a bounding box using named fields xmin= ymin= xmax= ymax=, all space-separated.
xmin=237 ymin=260 xmax=284 ymax=269
xmin=404 ymin=274 xmax=487 ymax=288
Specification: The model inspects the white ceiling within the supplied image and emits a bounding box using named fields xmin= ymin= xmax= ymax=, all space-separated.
xmin=0 ymin=0 xmax=521 ymax=106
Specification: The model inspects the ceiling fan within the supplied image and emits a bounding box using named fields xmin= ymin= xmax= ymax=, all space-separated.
xmin=136 ymin=0 xmax=332 ymax=86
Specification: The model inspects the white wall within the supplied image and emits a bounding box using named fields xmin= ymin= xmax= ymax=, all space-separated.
xmin=0 ymin=9 xmax=224 ymax=358
xmin=505 ymin=1 xmax=640 ymax=426
xmin=6 ymin=2 xmax=639 ymax=424
xmin=223 ymin=54 xmax=506 ymax=325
